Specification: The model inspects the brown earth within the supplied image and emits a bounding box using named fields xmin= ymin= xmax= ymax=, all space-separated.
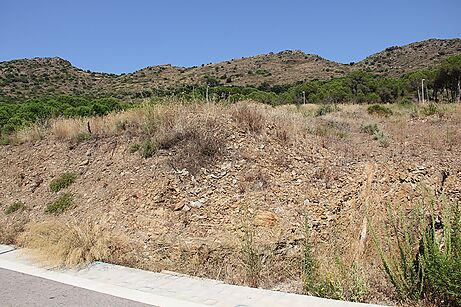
xmin=1 ymin=38 xmax=460 ymax=100
xmin=1 ymin=101 xmax=460 ymax=305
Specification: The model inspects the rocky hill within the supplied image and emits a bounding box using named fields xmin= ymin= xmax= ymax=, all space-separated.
xmin=356 ymin=38 xmax=461 ymax=75
xmin=1 ymin=38 xmax=460 ymax=100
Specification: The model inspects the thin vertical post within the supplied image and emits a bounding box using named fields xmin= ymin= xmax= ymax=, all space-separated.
xmin=421 ymin=79 xmax=425 ymax=104
xmin=417 ymin=86 xmax=421 ymax=103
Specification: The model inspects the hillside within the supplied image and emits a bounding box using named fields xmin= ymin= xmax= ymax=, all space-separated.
xmin=1 ymin=101 xmax=461 ymax=305
xmin=1 ymin=38 xmax=460 ymax=101
xmin=356 ymin=38 xmax=461 ymax=75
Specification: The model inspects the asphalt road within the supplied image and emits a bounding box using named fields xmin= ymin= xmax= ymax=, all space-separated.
xmin=0 ymin=268 xmax=151 ymax=307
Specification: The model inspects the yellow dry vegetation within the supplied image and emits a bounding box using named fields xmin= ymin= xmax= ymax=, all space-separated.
xmin=18 ymin=219 xmax=121 ymax=268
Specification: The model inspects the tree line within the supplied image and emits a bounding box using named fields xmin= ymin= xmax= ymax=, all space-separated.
xmin=0 ymin=96 xmax=128 ymax=136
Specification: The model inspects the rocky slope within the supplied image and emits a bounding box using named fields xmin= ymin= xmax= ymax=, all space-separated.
xmin=356 ymin=38 xmax=461 ymax=75
xmin=1 ymin=102 xmax=460 ymax=304
xmin=1 ymin=38 xmax=460 ymax=100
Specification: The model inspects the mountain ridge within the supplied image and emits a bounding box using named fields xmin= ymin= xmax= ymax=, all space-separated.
xmin=1 ymin=38 xmax=460 ymax=100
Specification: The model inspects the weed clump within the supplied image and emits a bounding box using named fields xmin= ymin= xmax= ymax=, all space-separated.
xmin=50 ymin=172 xmax=77 ymax=192
xmin=141 ymin=140 xmax=156 ymax=158
xmin=241 ymin=222 xmax=261 ymax=287
xmin=128 ymin=143 xmax=140 ymax=153
xmin=230 ymin=102 xmax=266 ymax=133
xmin=360 ymin=123 xmax=379 ymax=135
xmin=367 ymin=104 xmax=393 ymax=116
xmin=361 ymin=123 xmax=389 ymax=147
xmin=421 ymin=103 xmax=439 ymax=116
xmin=315 ymin=104 xmax=339 ymax=117
xmin=45 ymin=193 xmax=74 ymax=215
xmin=4 ymin=202 xmax=25 ymax=214
xmin=18 ymin=219 xmax=119 ymax=268
xmin=75 ymin=132 xmax=91 ymax=143
xmin=375 ymin=201 xmax=461 ymax=305
xmin=301 ymin=214 xmax=368 ymax=302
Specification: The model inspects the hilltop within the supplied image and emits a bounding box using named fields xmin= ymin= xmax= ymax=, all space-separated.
xmin=1 ymin=38 xmax=460 ymax=100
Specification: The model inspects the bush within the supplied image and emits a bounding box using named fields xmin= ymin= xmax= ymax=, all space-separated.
xmin=75 ymin=132 xmax=91 ymax=143
xmin=50 ymin=172 xmax=77 ymax=192
xmin=375 ymin=204 xmax=423 ymax=301
xmin=361 ymin=121 xmax=388 ymax=147
xmin=399 ymin=97 xmax=413 ymax=107
xmin=421 ymin=202 xmax=461 ymax=305
xmin=376 ymin=201 xmax=461 ymax=305
xmin=367 ymin=104 xmax=393 ymax=116
xmin=4 ymin=202 xmax=25 ymax=214
xmin=0 ymin=96 xmax=129 ymax=136
xmin=45 ymin=193 xmax=74 ymax=215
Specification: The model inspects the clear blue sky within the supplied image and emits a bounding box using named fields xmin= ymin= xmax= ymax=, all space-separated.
xmin=1 ymin=0 xmax=460 ymax=74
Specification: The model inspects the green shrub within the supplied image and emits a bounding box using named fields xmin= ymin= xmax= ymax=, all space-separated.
xmin=4 ymin=201 xmax=25 ymax=214
xmin=0 ymin=136 xmax=9 ymax=145
xmin=142 ymin=140 xmax=156 ymax=158
xmin=367 ymin=104 xmax=393 ymax=116
xmin=373 ymin=130 xmax=389 ymax=147
xmin=45 ymin=193 xmax=74 ymax=215
xmin=421 ymin=202 xmax=461 ymax=305
xmin=376 ymin=201 xmax=461 ymax=305
xmin=50 ymin=172 xmax=77 ymax=192
xmin=0 ymin=96 xmax=129 ymax=136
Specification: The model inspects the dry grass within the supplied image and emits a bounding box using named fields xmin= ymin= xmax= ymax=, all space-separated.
xmin=141 ymin=103 xmax=228 ymax=173
xmin=18 ymin=219 xmax=121 ymax=268
xmin=0 ymin=215 xmax=29 ymax=245
xmin=230 ymin=101 xmax=268 ymax=134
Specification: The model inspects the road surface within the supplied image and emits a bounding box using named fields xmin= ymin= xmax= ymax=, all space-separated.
xmin=0 ymin=268 xmax=150 ymax=307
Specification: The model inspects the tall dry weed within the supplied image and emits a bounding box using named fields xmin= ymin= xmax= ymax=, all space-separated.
xmin=18 ymin=219 xmax=122 ymax=268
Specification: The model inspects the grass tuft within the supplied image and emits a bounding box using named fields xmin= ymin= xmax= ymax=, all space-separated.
xmin=50 ymin=172 xmax=77 ymax=192
xmin=4 ymin=201 xmax=25 ymax=214
xmin=45 ymin=193 xmax=74 ymax=215
xmin=141 ymin=140 xmax=156 ymax=158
